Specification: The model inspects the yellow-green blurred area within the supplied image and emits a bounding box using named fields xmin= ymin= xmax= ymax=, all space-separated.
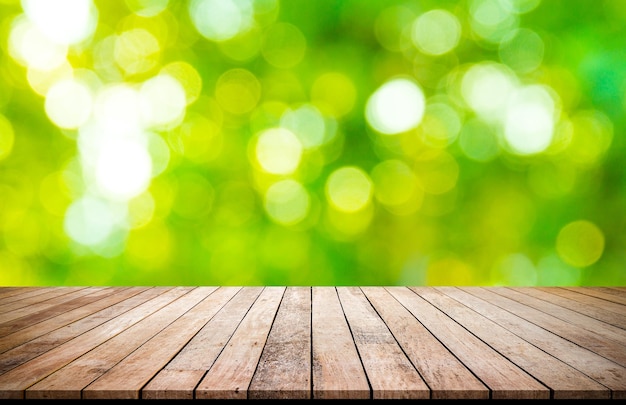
xmin=0 ymin=0 xmax=625 ymax=286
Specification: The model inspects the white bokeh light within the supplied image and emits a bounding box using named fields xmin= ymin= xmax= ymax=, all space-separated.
xmin=469 ymin=0 xmax=519 ymax=44
xmin=64 ymin=195 xmax=117 ymax=246
xmin=9 ymin=16 xmax=68 ymax=71
xmin=45 ymin=78 xmax=93 ymax=129
xmin=188 ymin=0 xmax=253 ymax=42
xmin=95 ymin=137 xmax=153 ymax=201
xmin=21 ymin=0 xmax=98 ymax=45
xmin=93 ymin=84 xmax=142 ymax=137
xmin=146 ymin=131 xmax=171 ymax=177
xmin=365 ymin=77 xmax=426 ymax=135
xmin=114 ymin=28 xmax=161 ymax=76
xmin=412 ymin=9 xmax=462 ymax=56
xmin=503 ymin=85 xmax=556 ymax=155
xmin=139 ymin=74 xmax=187 ymax=129
xmin=461 ymin=62 xmax=518 ymax=122
xmin=280 ymin=104 xmax=327 ymax=149
xmin=255 ymin=127 xmax=303 ymax=175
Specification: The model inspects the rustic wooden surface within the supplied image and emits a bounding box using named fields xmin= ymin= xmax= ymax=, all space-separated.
xmin=0 ymin=286 xmax=624 ymax=399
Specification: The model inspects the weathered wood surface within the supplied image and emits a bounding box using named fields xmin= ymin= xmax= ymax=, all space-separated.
xmin=0 ymin=286 xmax=623 ymax=400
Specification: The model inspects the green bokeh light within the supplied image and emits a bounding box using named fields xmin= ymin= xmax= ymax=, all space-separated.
xmin=0 ymin=0 xmax=625 ymax=286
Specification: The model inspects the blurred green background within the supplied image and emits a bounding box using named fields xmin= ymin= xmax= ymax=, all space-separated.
xmin=0 ymin=0 xmax=624 ymax=286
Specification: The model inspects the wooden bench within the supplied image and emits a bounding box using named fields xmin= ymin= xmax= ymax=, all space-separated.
xmin=0 ymin=286 xmax=624 ymax=399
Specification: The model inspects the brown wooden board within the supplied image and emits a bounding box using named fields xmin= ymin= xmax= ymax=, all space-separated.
xmin=577 ymin=287 xmax=626 ymax=305
xmin=485 ymin=287 xmax=626 ymax=363
xmin=142 ymin=286 xmax=261 ymax=400
xmin=338 ymin=287 xmax=429 ymax=399
xmin=80 ymin=287 xmax=238 ymax=399
xmin=26 ymin=287 xmax=211 ymax=399
xmin=0 ymin=287 xmax=150 ymax=372
xmin=425 ymin=287 xmax=610 ymax=399
xmin=515 ymin=287 xmax=626 ymax=329
xmin=195 ymin=287 xmax=285 ymax=399
xmin=0 ymin=288 xmax=36 ymax=300
xmin=362 ymin=286 xmax=489 ymax=399
xmin=248 ymin=286 xmax=311 ymax=399
xmin=578 ymin=287 xmax=626 ymax=304
xmin=453 ymin=287 xmax=626 ymax=399
xmin=0 ymin=287 xmax=65 ymax=308
xmin=0 ymin=287 xmax=188 ymax=399
xmin=311 ymin=287 xmax=370 ymax=399
xmin=0 ymin=286 xmax=623 ymax=400
xmin=0 ymin=287 xmax=92 ymax=320
xmin=0 ymin=287 xmax=112 ymax=337
xmin=395 ymin=287 xmax=550 ymax=399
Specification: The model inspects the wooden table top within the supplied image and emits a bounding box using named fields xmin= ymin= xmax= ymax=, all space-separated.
xmin=0 ymin=286 xmax=624 ymax=400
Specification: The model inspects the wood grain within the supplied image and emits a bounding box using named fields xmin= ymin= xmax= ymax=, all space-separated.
xmin=248 ymin=286 xmax=311 ymax=399
xmin=0 ymin=287 xmax=187 ymax=399
xmin=0 ymin=288 xmax=117 ymax=338
xmin=396 ymin=287 xmax=550 ymax=399
xmin=142 ymin=286 xmax=261 ymax=399
xmin=0 ymin=288 xmax=90 ymax=318
xmin=0 ymin=286 xmax=623 ymax=400
xmin=363 ymin=286 xmax=489 ymax=399
xmin=531 ymin=287 xmax=626 ymax=322
xmin=0 ymin=287 xmax=150 ymax=373
xmin=586 ymin=287 xmax=626 ymax=303
xmin=312 ymin=287 xmax=369 ymax=399
xmin=195 ymin=287 xmax=285 ymax=399
xmin=81 ymin=287 xmax=239 ymax=399
xmin=452 ymin=287 xmax=626 ymax=399
xmin=474 ymin=287 xmax=626 ymax=367
xmin=0 ymin=287 xmax=67 ymax=309
xmin=426 ymin=287 xmax=610 ymax=399
xmin=338 ymin=287 xmax=429 ymax=399
xmin=26 ymin=287 xmax=212 ymax=399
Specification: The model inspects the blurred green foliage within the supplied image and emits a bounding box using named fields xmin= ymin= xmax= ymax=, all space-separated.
xmin=0 ymin=0 xmax=624 ymax=286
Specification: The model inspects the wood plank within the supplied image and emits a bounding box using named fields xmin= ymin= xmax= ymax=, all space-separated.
xmin=603 ymin=287 xmax=626 ymax=297
xmin=517 ymin=287 xmax=626 ymax=329
xmin=0 ymin=288 xmax=33 ymax=300
xmin=390 ymin=287 xmax=550 ymax=399
xmin=0 ymin=287 xmax=187 ymax=399
xmin=0 ymin=287 xmax=61 ymax=308
xmin=468 ymin=287 xmax=626 ymax=368
xmin=583 ymin=287 xmax=626 ymax=304
xmin=452 ymin=287 xmax=626 ymax=399
xmin=0 ymin=287 xmax=111 ymax=337
xmin=26 ymin=287 xmax=209 ymax=399
xmin=0 ymin=287 xmax=88 ymax=317
xmin=550 ymin=287 xmax=626 ymax=315
xmin=0 ymin=287 xmax=22 ymax=295
xmin=142 ymin=286 xmax=263 ymax=400
xmin=248 ymin=287 xmax=311 ymax=399
xmin=361 ymin=287 xmax=489 ymax=399
xmin=337 ymin=287 xmax=429 ymax=399
xmin=79 ymin=287 xmax=239 ymax=399
xmin=422 ymin=287 xmax=610 ymax=399
xmin=0 ymin=286 xmax=622 ymax=400
xmin=0 ymin=288 xmax=154 ymax=374
xmin=311 ymin=287 xmax=369 ymax=399
xmin=489 ymin=287 xmax=626 ymax=352
xmin=0 ymin=287 xmax=151 ymax=362
xmin=195 ymin=286 xmax=285 ymax=399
